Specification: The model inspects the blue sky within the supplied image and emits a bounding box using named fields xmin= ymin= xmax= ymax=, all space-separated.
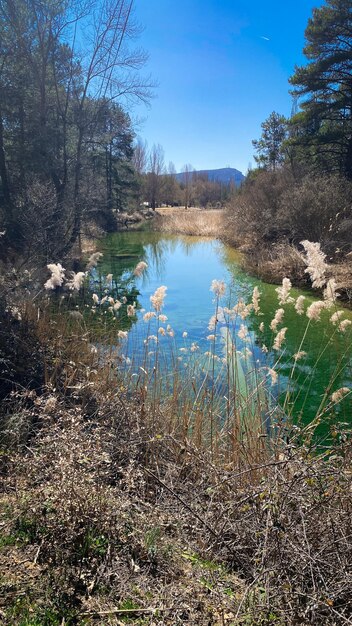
xmin=132 ymin=0 xmax=319 ymax=175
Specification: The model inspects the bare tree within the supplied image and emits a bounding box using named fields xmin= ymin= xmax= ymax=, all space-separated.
xmin=68 ymin=0 xmax=153 ymax=249
xmin=181 ymin=163 xmax=194 ymax=209
xmin=132 ymin=138 xmax=148 ymax=174
xmin=168 ymin=161 xmax=177 ymax=177
xmin=163 ymin=161 xmax=180 ymax=206
xmin=146 ymin=144 xmax=165 ymax=210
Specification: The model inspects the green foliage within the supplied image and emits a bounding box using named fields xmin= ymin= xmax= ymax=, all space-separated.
xmin=119 ymin=599 xmax=140 ymax=610
xmin=252 ymin=112 xmax=288 ymax=171
xmin=14 ymin=516 xmax=41 ymax=544
xmin=181 ymin=551 xmax=223 ymax=572
xmin=144 ymin=526 xmax=161 ymax=556
xmin=6 ymin=599 xmax=81 ymax=626
xmin=77 ymin=530 xmax=109 ymax=559
xmin=290 ymin=0 xmax=352 ymax=177
xmin=0 ymin=533 xmax=17 ymax=548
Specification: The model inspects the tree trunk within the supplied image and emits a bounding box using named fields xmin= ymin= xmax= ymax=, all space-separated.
xmin=0 ymin=108 xmax=13 ymax=226
xmin=68 ymin=126 xmax=84 ymax=251
xmin=344 ymin=134 xmax=352 ymax=179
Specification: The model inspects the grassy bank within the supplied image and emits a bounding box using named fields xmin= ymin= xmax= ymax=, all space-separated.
xmin=0 ymin=251 xmax=351 ymax=624
xmin=224 ymin=171 xmax=352 ymax=301
xmin=154 ymin=207 xmax=226 ymax=238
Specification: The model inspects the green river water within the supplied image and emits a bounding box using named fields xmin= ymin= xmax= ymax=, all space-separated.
xmin=90 ymin=230 xmax=352 ymax=431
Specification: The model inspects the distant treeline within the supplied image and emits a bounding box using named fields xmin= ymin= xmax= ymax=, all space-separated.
xmin=132 ymin=142 xmax=239 ymax=210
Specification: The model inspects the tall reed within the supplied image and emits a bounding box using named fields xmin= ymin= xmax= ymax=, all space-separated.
xmin=31 ymin=243 xmax=351 ymax=468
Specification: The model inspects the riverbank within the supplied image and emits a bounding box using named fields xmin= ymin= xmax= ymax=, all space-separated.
xmin=0 ymin=374 xmax=246 ymax=624
xmin=1 ymin=244 xmax=352 ymax=624
xmin=154 ymin=207 xmax=225 ymax=238
xmin=154 ymin=207 xmax=352 ymax=304
xmin=1 ymin=296 xmax=351 ymax=625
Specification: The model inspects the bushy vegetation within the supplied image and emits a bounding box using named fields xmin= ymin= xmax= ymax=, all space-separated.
xmin=2 ymin=376 xmax=351 ymax=625
xmin=0 ymin=247 xmax=351 ymax=624
xmin=225 ymin=170 xmax=352 ymax=298
xmin=228 ymin=170 xmax=352 ymax=254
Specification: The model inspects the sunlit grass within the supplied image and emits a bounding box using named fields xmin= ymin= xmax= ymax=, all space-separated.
xmin=155 ymin=208 xmax=225 ymax=238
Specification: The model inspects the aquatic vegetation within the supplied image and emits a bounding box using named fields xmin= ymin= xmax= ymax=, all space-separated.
xmin=301 ymin=240 xmax=328 ymax=288
xmin=133 ymin=260 xmax=148 ymax=276
xmin=86 ymin=251 xmax=103 ymax=271
xmin=275 ymin=277 xmax=293 ymax=305
xmin=294 ymin=294 xmax=305 ymax=314
xmin=270 ymin=307 xmax=284 ymax=331
xmin=150 ymin=285 xmax=167 ymax=312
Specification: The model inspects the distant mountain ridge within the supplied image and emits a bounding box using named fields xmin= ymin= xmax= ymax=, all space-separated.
xmin=175 ymin=167 xmax=244 ymax=186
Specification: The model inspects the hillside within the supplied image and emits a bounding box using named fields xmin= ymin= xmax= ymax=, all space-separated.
xmin=175 ymin=167 xmax=244 ymax=186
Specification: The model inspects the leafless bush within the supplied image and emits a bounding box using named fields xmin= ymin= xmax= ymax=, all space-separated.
xmin=204 ymin=440 xmax=352 ymax=624
xmin=227 ymin=171 xmax=352 ymax=260
xmin=3 ymin=387 xmax=352 ymax=624
xmin=280 ymin=174 xmax=352 ymax=255
xmin=14 ymin=179 xmax=68 ymax=263
xmin=245 ymin=243 xmax=307 ymax=284
xmin=226 ymin=169 xmax=294 ymax=248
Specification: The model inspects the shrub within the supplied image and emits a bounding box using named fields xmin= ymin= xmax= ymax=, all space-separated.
xmin=280 ymin=174 xmax=352 ymax=255
xmin=226 ymin=169 xmax=294 ymax=248
xmin=227 ymin=170 xmax=352 ymax=262
xmin=0 ymin=302 xmax=45 ymax=401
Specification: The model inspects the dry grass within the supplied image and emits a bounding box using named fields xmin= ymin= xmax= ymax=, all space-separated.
xmin=242 ymin=243 xmax=308 ymax=285
xmin=1 ymin=370 xmax=352 ymax=625
xmin=155 ymin=208 xmax=225 ymax=238
xmin=240 ymin=242 xmax=352 ymax=304
xmin=1 ymin=253 xmax=352 ymax=624
xmin=332 ymin=260 xmax=352 ymax=303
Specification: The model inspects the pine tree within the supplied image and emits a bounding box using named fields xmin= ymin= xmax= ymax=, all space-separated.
xmin=252 ymin=112 xmax=287 ymax=170
xmin=290 ymin=0 xmax=352 ymax=177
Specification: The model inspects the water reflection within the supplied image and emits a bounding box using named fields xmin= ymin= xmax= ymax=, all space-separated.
xmin=93 ymin=230 xmax=352 ymax=430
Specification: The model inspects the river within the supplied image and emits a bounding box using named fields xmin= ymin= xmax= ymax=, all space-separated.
xmin=89 ymin=230 xmax=352 ymax=433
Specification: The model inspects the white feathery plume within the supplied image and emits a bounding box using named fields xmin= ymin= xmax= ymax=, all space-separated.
xmin=44 ymin=263 xmax=65 ymax=290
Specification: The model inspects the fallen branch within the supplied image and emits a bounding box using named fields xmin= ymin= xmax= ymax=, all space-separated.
xmin=80 ymin=607 xmax=174 ymax=617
